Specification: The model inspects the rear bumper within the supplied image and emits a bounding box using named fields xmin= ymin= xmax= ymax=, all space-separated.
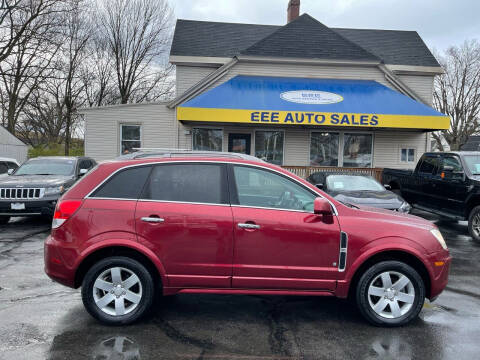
xmin=0 ymin=198 xmax=58 ymax=217
xmin=44 ymin=234 xmax=76 ymax=288
xmin=428 ymin=251 xmax=452 ymax=300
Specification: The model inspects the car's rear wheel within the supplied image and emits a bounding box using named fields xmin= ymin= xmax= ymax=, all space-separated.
xmin=356 ymin=260 xmax=425 ymax=326
xmin=81 ymin=256 xmax=155 ymax=325
xmin=0 ymin=216 xmax=10 ymax=225
xmin=468 ymin=206 xmax=480 ymax=242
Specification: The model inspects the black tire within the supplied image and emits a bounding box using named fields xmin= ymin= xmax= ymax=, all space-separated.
xmin=0 ymin=216 xmax=10 ymax=225
xmin=356 ymin=260 xmax=425 ymax=327
xmin=468 ymin=206 xmax=480 ymax=242
xmin=81 ymin=256 xmax=155 ymax=325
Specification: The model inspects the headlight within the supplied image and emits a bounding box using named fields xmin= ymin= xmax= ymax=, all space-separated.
xmin=398 ymin=201 xmax=411 ymax=213
xmin=44 ymin=185 xmax=65 ymax=196
xmin=431 ymin=228 xmax=448 ymax=250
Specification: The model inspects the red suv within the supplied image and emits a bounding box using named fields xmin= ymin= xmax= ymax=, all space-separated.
xmin=44 ymin=153 xmax=451 ymax=326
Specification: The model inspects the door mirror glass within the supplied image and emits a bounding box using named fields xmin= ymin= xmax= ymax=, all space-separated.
xmin=7 ymin=168 xmax=14 ymax=175
xmin=313 ymin=197 xmax=332 ymax=215
xmin=315 ymin=183 xmax=324 ymax=190
xmin=384 ymin=184 xmax=391 ymax=190
xmin=79 ymin=168 xmax=88 ymax=176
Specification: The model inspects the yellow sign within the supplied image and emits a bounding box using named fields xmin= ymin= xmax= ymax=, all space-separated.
xmin=177 ymin=107 xmax=450 ymax=130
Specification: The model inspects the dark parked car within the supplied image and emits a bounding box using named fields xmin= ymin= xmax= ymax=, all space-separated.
xmin=45 ymin=151 xmax=450 ymax=326
xmin=383 ymin=151 xmax=480 ymax=241
xmin=307 ymin=172 xmax=411 ymax=213
xmin=0 ymin=156 xmax=96 ymax=224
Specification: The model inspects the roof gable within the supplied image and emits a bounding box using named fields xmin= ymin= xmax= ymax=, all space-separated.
xmin=170 ymin=17 xmax=440 ymax=67
xmin=241 ymin=14 xmax=379 ymax=62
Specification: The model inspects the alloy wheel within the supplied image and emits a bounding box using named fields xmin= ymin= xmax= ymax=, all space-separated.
xmin=472 ymin=213 xmax=480 ymax=237
xmin=93 ymin=267 xmax=143 ymax=316
xmin=367 ymin=271 xmax=415 ymax=319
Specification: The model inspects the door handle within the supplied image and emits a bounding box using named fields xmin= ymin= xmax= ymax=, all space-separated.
xmin=238 ymin=223 xmax=260 ymax=229
xmin=141 ymin=216 xmax=165 ymax=223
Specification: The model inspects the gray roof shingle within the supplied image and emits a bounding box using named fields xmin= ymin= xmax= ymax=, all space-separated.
xmin=170 ymin=15 xmax=440 ymax=67
xmin=333 ymin=28 xmax=440 ymax=67
xmin=241 ymin=14 xmax=379 ymax=62
xmin=170 ymin=19 xmax=278 ymax=58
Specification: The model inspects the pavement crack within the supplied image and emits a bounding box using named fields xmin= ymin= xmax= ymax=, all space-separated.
xmin=262 ymin=299 xmax=292 ymax=357
xmin=5 ymin=290 xmax=75 ymax=303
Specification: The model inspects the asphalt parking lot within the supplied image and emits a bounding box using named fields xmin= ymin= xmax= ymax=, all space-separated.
xmin=0 ymin=211 xmax=479 ymax=360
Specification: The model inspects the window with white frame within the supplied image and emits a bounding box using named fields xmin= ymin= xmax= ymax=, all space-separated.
xmin=255 ymin=130 xmax=284 ymax=165
xmin=309 ymin=132 xmax=373 ymax=168
xmin=120 ymin=124 xmax=141 ymax=155
xmin=192 ymin=128 xmax=223 ymax=151
xmin=400 ymin=148 xmax=416 ymax=163
xmin=310 ymin=132 xmax=339 ymax=166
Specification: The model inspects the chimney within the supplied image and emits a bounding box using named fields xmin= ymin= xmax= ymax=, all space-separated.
xmin=287 ymin=0 xmax=300 ymax=23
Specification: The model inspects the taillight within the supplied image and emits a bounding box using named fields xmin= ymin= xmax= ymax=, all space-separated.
xmin=52 ymin=200 xmax=82 ymax=229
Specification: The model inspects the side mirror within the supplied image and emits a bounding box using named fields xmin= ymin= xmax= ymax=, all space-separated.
xmin=384 ymin=184 xmax=391 ymax=190
xmin=313 ymin=197 xmax=333 ymax=215
xmin=315 ymin=183 xmax=324 ymax=190
xmin=7 ymin=169 xmax=14 ymax=175
xmin=79 ymin=168 xmax=88 ymax=176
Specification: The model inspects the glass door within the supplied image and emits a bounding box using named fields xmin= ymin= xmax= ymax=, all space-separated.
xmin=228 ymin=133 xmax=251 ymax=155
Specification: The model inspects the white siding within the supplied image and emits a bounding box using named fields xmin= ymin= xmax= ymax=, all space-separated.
xmin=206 ymin=62 xmax=393 ymax=90
xmin=84 ymin=103 xmax=175 ymax=161
xmin=180 ymin=123 xmax=428 ymax=168
xmin=374 ymin=131 xmax=428 ymax=169
xmin=0 ymin=126 xmax=28 ymax=163
xmin=176 ymin=65 xmax=217 ymax=96
xmin=397 ymin=74 xmax=435 ymax=105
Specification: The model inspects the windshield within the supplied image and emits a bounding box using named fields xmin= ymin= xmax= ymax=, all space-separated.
xmin=463 ymin=155 xmax=480 ymax=175
xmin=326 ymin=175 xmax=385 ymax=192
xmin=14 ymin=159 xmax=75 ymax=176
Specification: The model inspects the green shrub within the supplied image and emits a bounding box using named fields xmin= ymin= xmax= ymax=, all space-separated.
xmin=28 ymin=143 xmax=84 ymax=158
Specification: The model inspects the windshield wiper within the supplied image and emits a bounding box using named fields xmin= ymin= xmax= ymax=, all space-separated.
xmin=339 ymin=201 xmax=360 ymax=209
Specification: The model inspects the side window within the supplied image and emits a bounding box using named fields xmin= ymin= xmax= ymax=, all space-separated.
xmin=7 ymin=162 xmax=18 ymax=170
xmin=142 ymin=164 xmax=227 ymax=204
xmin=0 ymin=162 xmax=7 ymax=174
xmin=418 ymin=156 xmax=438 ymax=175
xmin=79 ymin=160 xmax=92 ymax=170
xmin=232 ymin=166 xmax=316 ymax=211
xmin=91 ymin=166 xmax=151 ymax=199
xmin=440 ymin=156 xmax=463 ymax=180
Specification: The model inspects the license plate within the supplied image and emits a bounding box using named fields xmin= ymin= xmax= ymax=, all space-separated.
xmin=11 ymin=203 xmax=25 ymax=210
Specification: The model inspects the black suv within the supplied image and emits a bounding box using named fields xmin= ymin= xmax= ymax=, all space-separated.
xmin=0 ymin=156 xmax=96 ymax=224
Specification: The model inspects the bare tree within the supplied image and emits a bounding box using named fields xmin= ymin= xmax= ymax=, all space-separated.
xmin=94 ymin=0 xmax=174 ymax=104
xmin=433 ymin=40 xmax=480 ymax=150
xmin=0 ymin=3 xmax=61 ymax=133
xmin=0 ymin=0 xmax=64 ymax=62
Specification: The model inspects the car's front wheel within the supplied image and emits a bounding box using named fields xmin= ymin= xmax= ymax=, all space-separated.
xmin=81 ymin=256 xmax=155 ymax=325
xmin=468 ymin=205 xmax=480 ymax=242
xmin=356 ymin=260 xmax=425 ymax=326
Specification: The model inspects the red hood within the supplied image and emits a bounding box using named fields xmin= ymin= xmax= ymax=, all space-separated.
xmin=352 ymin=204 xmax=435 ymax=231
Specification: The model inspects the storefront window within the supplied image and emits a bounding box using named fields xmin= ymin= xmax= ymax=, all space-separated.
xmin=255 ymin=131 xmax=284 ymax=165
xmin=343 ymin=133 xmax=373 ymax=168
xmin=192 ymin=128 xmax=223 ymax=151
xmin=310 ymin=132 xmax=339 ymax=166
xmin=120 ymin=124 xmax=141 ymax=155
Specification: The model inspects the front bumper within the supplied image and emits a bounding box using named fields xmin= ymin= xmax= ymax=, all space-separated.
xmin=428 ymin=251 xmax=452 ymax=300
xmin=0 ymin=197 xmax=59 ymax=217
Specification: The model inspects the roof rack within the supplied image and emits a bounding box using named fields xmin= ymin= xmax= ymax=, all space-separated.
xmin=118 ymin=148 xmax=264 ymax=162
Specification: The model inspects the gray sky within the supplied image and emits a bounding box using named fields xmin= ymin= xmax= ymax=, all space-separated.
xmin=173 ymin=0 xmax=480 ymax=53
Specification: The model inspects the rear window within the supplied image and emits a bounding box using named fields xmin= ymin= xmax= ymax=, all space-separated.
xmin=141 ymin=163 xmax=227 ymax=204
xmin=91 ymin=166 xmax=151 ymax=199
